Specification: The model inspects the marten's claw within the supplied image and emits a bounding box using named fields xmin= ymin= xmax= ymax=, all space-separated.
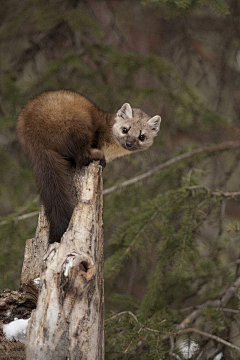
xmin=99 ymin=157 xmax=106 ymax=168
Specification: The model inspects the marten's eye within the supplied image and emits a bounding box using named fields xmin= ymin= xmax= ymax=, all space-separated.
xmin=139 ymin=134 xmax=145 ymax=142
xmin=122 ymin=127 xmax=128 ymax=134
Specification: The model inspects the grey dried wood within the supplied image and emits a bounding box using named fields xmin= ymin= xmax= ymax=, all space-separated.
xmin=24 ymin=162 xmax=104 ymax=360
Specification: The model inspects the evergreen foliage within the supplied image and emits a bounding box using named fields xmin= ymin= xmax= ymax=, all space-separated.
xmin=0 ymin=0 xmax=240 ymax=358
xmin=142 ymin=0 xmax=230 ymax=15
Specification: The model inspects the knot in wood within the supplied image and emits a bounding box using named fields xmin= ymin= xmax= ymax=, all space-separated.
xmin=62 ymin=254 xmax=95 ymax=283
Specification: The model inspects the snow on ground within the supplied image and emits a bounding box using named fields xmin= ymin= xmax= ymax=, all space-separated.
xmin=3 ymin=318 xmax=30 ymax=343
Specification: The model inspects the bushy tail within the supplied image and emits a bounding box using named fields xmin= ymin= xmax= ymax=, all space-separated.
xmin=33 ymin=149 xmax=74 ymax=243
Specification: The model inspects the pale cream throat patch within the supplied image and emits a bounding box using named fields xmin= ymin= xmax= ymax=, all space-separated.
xmin=102 ymin=142 xmax=131 ymax=162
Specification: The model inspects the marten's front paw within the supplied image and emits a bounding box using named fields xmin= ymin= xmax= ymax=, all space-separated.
xmin=89 ymin=149 xmax=106 ymax=168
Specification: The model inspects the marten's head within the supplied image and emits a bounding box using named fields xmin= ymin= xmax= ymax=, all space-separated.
xmin=112 ymin=103 xmax=161 ymax=152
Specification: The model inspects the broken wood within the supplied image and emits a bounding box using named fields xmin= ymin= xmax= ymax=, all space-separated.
xmin=23 ymin=162 xmax=104 ymax=359
xmin=20 ymin=207 xmax=49 ymax=293
xmin=0 ymin=289 xmax=34 ymax=360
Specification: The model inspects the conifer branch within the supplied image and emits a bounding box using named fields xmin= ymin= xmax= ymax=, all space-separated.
xmin=1 ymin=185 xmax=239 ymax=229
xmin=2 ymin=183 xmax=240 ymax=228
xmin=108 ymin=203 xmax=167 ymax=274
xmin=2 ymin=141 xmax=240 ymax=228
xmin=178 ymin=275 xmax=240 ymax=329
xmin=103 ymin=141 xmax=240 ymax=195
xmin=179 ymin=229 xmax=188 ymax=275
xmin=105 ymin=310 xmax=240 ymax=354
xmin=0 ymin=141 xmax=240 ymax=226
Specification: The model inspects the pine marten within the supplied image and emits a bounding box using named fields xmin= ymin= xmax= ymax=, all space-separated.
xmin=17 ymin=90 xmax=161 ymax=243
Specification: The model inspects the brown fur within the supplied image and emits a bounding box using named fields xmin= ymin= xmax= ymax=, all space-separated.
xmin=17 ymin=90 xmax=114 ymax=243
xmin=17 ymin=90 xmax=161 ymax=243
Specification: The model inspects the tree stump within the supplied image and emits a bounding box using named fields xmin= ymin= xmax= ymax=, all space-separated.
xmin=23 ymin=162 xmax=104 ymax=360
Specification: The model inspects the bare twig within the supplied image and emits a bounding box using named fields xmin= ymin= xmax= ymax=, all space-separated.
xmin=186 ymin=185 xmax=240 ymax=198
xmin=105 ymin=311 xmax=138 ymax=323
xmin=180 ymin=306 xmax=240 ymax=314
xmin=0 ymin=196 xmax=39 ymax=226
xmin=0 ymin=210 xmax=39 ymax=226
xmin=124 ymin=327 xmax=143 ymax=354
xmin=2 ymin=185 xmax=240 ymax=228
xmin=169 ymin=336 xmax=182 ymax=360
xmin=221 ymin=308 xmax=240 ymax=314
xmin=2 ymin=141 xmax=240 ymax=227
xmin=227 ymin=259 xmax=240 ymax=268
xmin=169 ymin=352 xmax=182 ymax=360
xmin=105 ymin=311 xmax=161 ymax=333
xmin=221 ymin=274 xmax=240 ymax=305
xmin=127 ymin=254 xmax=137 ymax=295
xmin=177 ymin=328 xmax=240 ymax=353
xmin=103 ymin=141 xmax=240 ymax=196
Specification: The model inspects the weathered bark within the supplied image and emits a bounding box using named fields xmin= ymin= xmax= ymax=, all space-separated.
xmin=0 ymin=289 xmax=35 ymax=323
xmin=24 ymin=162 xmax=104 ymax=360
xmin=20 ymin=207 xmax=49 ymax=291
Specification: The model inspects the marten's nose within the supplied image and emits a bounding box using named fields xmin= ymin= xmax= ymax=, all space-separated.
xmin=126 ymin=141 xmax=132 ymax=148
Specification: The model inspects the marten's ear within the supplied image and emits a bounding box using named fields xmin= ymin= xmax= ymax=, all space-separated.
xmin=117 ymin=103 xmax=132 ymax=119
xmin=148 ymin=115 xmax=161 ymax=132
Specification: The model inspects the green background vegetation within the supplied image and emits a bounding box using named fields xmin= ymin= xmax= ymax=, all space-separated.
xmin=1 ymin=0 xmax=240 ymax=358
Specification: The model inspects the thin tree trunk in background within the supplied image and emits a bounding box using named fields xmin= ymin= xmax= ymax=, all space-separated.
xmin=23 ymin=162 xmax=104 ymax=360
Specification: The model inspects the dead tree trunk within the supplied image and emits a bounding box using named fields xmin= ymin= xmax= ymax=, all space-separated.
xmin=23 ymin=162 xmax=104 ymax=360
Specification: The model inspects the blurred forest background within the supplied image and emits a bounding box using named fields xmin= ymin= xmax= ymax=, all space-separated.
xmin=1 ymin=0 xmax=240 ymax=358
